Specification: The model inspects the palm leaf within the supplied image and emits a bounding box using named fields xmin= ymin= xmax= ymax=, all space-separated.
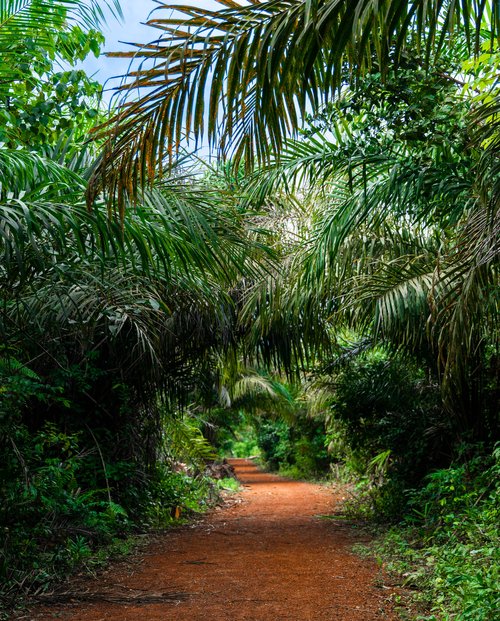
xmin=0 ymin=0 xmax=122 ymax=44
xmin=0 ymin=0 xmax=123 ymax=94
xmin=90 ymin=0 xmax=496 ymax=204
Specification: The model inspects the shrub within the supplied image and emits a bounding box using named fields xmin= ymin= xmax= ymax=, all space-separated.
xmin=0 ymin=422 xmax=130 ymax=605
xmin=325 ymin=350 xmax=449 ymax=518
xmin=256 ymin=417 xmax=329 ymax=478
xmin=373 ymin=446 xmax=500 ymax=621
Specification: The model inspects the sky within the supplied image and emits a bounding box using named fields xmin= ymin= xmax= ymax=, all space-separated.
xmin=82 ymin=0 xmax=220 ymax=100
xmin=79 ymin=0 xmax=226 ymax=158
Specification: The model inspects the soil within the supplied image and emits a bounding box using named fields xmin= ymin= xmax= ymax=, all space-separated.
xmin=23 ymin=459 xmax=397 ymax=621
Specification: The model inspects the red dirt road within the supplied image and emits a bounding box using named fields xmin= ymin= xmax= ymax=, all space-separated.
xmin=27 ymin=459 xmax=396 ymax=621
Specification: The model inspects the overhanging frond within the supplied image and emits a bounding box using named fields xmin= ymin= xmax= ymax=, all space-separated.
xmin=90 ymin=0 xmax=496 ymax=207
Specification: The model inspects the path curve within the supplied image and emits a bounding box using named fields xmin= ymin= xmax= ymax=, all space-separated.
xmin=28 ymin=459 xmax=396 ymax=621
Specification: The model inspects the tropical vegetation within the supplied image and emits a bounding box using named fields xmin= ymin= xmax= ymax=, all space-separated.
xmin=1 ymin=1 xmax=498 ymax=619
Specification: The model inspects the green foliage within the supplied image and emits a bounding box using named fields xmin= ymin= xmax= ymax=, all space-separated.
xmin=205 ymin=368 xmax=302 ymax=458
xmin=0 ymin=63 xmax=103 ymax=149
xmin=142 ymin=466 xmax=216 ymax=526
xmin=216 ymin=477 xmax=241 ymax=493
xmin=163 ymin=414 xmax=217 ymax=469
xmin=257 ymin=416 xmax=329 ymax=479
xmin=0 ymin=421 xmax=129 ymax=604
xmin=0 ymin=355 xmax=51 ymax=411
xmin=372 ymin=447 xmax=500 ymax=621
xmin=316 ymin=348 xmax=451 ymax=519
xmin=256 ymin=418 xmax=291 ymax=471
xmin=328 ymin=350 xmax=446 ymax=479
xmin=0 ymin=403 xmax=223 ymax=609
xmin=240 ymin=45 xmax=498 ymax=431
xmin=216 ymin=415 xmax=261 ymax=458
xmin=0 ymin=1 xmax=119 ymax=155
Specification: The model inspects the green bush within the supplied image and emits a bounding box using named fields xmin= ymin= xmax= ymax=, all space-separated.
xmin=325 ymin=350 xmax=448 ymax=518
xmin=256 ymin=417 xmax=329 ymax=478
xmin=257 ymin=418 xmax=291 ymax=470
xmin=0 ymin=420 xmax=222 ymax=610
xmin=0 ymin=422 xmax=130 ymax=603
xmin=143 ymin=466 xmax=216 ymax=524
xmin=216 ymin=415 xmax=261 ymax=458
xmin=373 ymin=446 xmax=500 ymax=621
xmin=0 ymin=355 xmax=226 ymax=613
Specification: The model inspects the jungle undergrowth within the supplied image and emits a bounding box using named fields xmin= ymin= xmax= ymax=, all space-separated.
xmin=347 ymin=445 xmax=500 ymax=621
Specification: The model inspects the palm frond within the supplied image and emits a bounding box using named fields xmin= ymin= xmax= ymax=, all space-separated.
xmin=163 ymin=413 xmax=216 ymax=466
xmin=434 ymin=204 xmax=499 ymax=416
xmin=1 ymin=160 xmax=274 ymax=292
xmin=0 ymin=148 xmax=85 ymax=197
xmin=0 ymin=0 xmax=122 ymax=46
xmin=347 ymin=254 xmax=437 ymax=348
xmin=90 ymin=0 xmax=496 ymax=203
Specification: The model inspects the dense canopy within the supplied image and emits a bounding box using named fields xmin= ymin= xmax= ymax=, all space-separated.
xmin=0 ymin=1 xmax=498 ymax=617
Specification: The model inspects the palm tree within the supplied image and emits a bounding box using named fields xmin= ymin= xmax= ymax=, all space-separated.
xmin=0 ymin=143 xmax=279 ymax=493
xmin=90 ymin=0 xmax=497 ymax=201
xmin=236 ymin=59 xmax=498 ymax=433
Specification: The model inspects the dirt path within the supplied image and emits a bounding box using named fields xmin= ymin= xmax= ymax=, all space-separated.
xmin=27 ymin=459 xmax=396 ymax=621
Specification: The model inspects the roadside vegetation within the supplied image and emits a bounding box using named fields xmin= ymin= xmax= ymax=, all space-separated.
xmin=1 ymin=1 xmax=498 ymax=620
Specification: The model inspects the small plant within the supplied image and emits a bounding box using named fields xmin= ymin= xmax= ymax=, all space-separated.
xmin=144 ymin=467 xmax=216 ymax=525
xmin=363 ymin=446 xmax=500 ymax=621
xmin=216 ymin=477 xmax=241 ymax=493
